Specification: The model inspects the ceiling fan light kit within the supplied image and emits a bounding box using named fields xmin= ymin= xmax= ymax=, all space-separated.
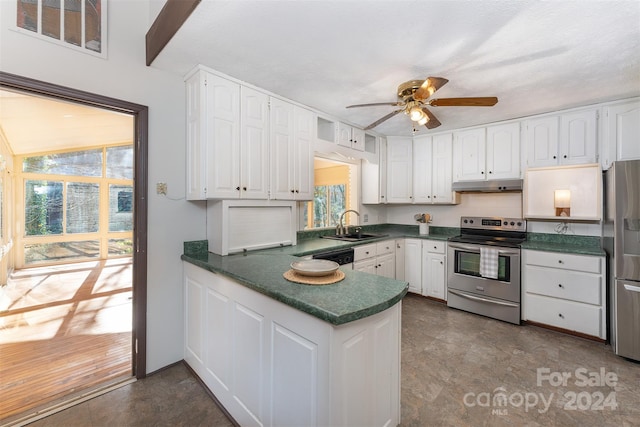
xmin=347 ymin=76 xmax=498 ymax=131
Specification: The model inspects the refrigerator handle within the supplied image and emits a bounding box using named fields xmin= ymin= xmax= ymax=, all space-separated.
xmin=623 ymin=284 xmax=640 ymax=293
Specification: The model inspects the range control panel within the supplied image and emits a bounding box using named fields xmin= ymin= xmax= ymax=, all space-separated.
xmin=460 ymin=216 xmax=526 ymax=232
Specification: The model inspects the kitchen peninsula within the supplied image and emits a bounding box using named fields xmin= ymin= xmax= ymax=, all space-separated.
xmin=181 ymin=241 xmax=408 ymax=427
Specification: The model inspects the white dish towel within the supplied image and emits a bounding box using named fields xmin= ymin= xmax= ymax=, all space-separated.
xmin=479 ymin=247 xmax=499 ymax=279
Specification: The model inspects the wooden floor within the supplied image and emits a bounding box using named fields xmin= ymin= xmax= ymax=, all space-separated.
xmin=0 ymin=258 xmax=133 ymax=421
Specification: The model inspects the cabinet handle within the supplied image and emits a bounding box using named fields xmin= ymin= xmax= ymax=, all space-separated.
xmin=553 ymin=155 xmax=557 ymax=159
xmin=378 ymin=264 xmax=382 ymax=267
xmin=440 ymin=261 xmax=443 ymax=265
xmin=397 ymin=244 xmax=401 ymax=249
xmin=558 ymin=283 xmax=563 ymax=288
xmin=481 ymin=171 xmax=484 ymax=174
xmin=295 ymin=189 xmax=299 ymax=193
xmin=243 ymin=186 xmax=247 ymax=191
xmin=236 ymin=186 xmax=240 ymax=191
xmin=558 ymin=260 xmax=563 ymax=264
xmin=558 ymin=313 xmax=564 ymax=319
xmin=489 ymin=171 xmax=493 ymax=174
xmin=291 ymin=189 xmax=295 ymax=193
xmin=563 ymin=154 xmax=567 ymax=158
xmin=381 ymin=195 xmax=385 ymax=199
xmin=427 ymin=195 xmax=431 ymax=198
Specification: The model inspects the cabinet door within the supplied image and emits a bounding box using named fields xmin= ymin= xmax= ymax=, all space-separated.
xmin=394 ymin=240 xmax=405 ymax=281
xmin=386 ymin=137 xmax=413 ymax=203
xmin=206 ymin=74 xmax=241 ymax=198
xmin=294 ymin=106 xmax=314 ymax=200
xmin=377 ymin=253 xmax=396 ymax=279
xmin=351 ymin=127 xmax=365 ymax=152
xmin=186 ymin=71 xmax=207 ymax=200
xmin=605 ymin=101 xmax=640 ymax=165
xmin=453 ymin=128 xmax=486 ymax=181
xmin=337 ymin=122 xmax=352 ymax=148
xmin=270 ymin=98 xmax=295 ymax=199
xmin=404 ymin=239 xmax=422 ymax=294
xmin=240 ymin=87 xmax=269 ymax=199
xmin=431 ymin=133 xmax=454 ymax=203
xmin=425 ymin=253 xmax=446 ymax=300
xmin=526 ymin=116 xmax=559 ymax=167
xmin=354 ymin=257 xmax=377 ymax=275
xmin=560 ymin=110 xmax=598 ymax=165
xmin=412 ymin=136 xmax=432 ymax=203
xmin=486 ymin=123 xmax=521 ymax=179
xmin=379 ymin=137 xmax=388 ymax=203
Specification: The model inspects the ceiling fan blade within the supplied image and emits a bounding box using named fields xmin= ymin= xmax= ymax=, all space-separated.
xmin=414 ymin=77 xmax=449 ymax=101
xmin=364 ymin=109 xmax=403 ymax=130
xmin=429 ymin=97 xmax=498 ymax=107
xmin=346 ymin=102 xmax=403 ymax=108
xmin=421 ymin=107 xmax=441 ymax=129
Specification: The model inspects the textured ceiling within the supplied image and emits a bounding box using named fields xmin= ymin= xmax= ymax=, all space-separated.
xmin=151 ymin=0 xmax=640 ymax=136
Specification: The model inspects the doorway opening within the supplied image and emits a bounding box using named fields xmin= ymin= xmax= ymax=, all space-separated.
xmin=0 ymin=72 xmax=147 ymax=422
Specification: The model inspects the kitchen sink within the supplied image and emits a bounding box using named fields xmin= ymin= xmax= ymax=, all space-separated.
xmin=321 ymin=233 xmax=388 ymax=242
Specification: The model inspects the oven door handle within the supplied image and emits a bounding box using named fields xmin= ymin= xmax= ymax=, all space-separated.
xmin=447 ymin=242 xmax=520 ymax=256
xmin=449 ymin=289 xmax=520 ymax=308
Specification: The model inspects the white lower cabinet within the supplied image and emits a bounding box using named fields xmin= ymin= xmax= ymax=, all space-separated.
xmin=184 ymin=262 xmax=401 ymax=427
xmin=404 ymin=239 xmax=423 ymax=294
xmin=522 ymin=250 xmax=606 ymax=339
xmin=353 ymin=240 xmax=395 ymax=279
xmin=421 ymin=240 xmax=447 ymax=301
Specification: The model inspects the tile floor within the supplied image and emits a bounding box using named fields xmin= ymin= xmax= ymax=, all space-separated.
xmin=27 ymin=294 xmax=639 ymax=426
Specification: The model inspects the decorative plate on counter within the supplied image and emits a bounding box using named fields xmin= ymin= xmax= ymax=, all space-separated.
xmin=290 ymin=260 xmax=340 ymax=277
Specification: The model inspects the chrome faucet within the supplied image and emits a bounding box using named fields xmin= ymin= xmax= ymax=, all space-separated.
xmin=338 ymin=210 xmax=360 ymax=235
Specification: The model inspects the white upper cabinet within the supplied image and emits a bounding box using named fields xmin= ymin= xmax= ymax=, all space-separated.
xmin=454 ymin=125 xmax=521 ymax=181
xmin=602 ymin=99 xmax=640 ymax=168
xmin=270 ymin=98 xmax=314 ymax=200
xmin=185 ymin=70 xmax=269 ymax=200
xmin=386 ymin=136 xmax=413 ymax=203
xmin=525 ymin=109 xmax=598 ymax=168
xmin=486 ymin=122 xmax=521 ymax=179
xmin=337 ymin=122 xmax=365 ymax=151
xmin=239 ymin=86 xmax=270 ymax=199
xmin=453 ymin=128 xmax=486 ymax=181
xmin=413 ymin=134 xmax=457 ymax=204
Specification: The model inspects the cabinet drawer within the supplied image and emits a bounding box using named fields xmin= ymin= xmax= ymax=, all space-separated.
xmin=376 ymin=240 xmax=395 ymax=256
xmin=354 ymin=243 xmax=376 ymax=261
xmin=525 ymin=266 xmax=602 ymax=305
xmin=524 ymin=250 xmax=602 ymax=274
xmin=424 ymin=240 xmax=446 ymax=254
xmin=526 ymin=293 xmax=602 ymax=337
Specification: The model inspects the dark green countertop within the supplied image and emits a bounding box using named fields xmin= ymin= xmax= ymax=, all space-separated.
xmin=182 ymin=245 xmax=408 ymax=326
xmin=520 ymin=233 xmax=605 ymax=256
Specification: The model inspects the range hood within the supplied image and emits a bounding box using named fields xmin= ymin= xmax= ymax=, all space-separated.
xmin=452 ymin=179 xmax=523 ymax=193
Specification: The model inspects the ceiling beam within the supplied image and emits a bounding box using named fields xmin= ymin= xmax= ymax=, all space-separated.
xmin=145 ymin=0 xmax=201 ymax=66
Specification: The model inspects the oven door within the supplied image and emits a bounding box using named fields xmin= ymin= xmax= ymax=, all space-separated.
xmin=447 ymin=242 xmax=521 ymax=302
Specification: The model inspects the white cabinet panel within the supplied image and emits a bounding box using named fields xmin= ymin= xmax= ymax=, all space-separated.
xmin=413 ymin=135 xmax=432 ymax=203
xmin=205 ymin=287 xmax=231 ymax=389
xmin=240 ymin=87 xmax=269 ymax=199
xmin=524 ymin=249 xmax=602 ymax=274
xmin=377 ymin=253 xmax=396 ymax=279
xmin=560 ymin=109 xmax=598 ymax=165
xmin=525 ymin=266 xmax=602 ymax=305
xmin=386 ymin=137 xmax=413 ymax=203
xmin=271 ymin=323 xmax=318 ymax=427
xmin=526 ymin=116 xmax=559 ymax=167
xmin=404 ymin=239 xmax=422 ymax=294
xmin=486 ymin=122 xmax=521 ymax=179
xmin=603 ymin=99 xmax=640 ymax=168
xmin=431 ymin=133 xmax=456 ymax=203
xmin=338 ymin=123 xmax=365 ymax=151
xmin=422 ymin=240 xmax=447 ymax=301
xmin=353 ymin=257 xmax=377 ymax=275
xmin=185 ymin=276 xmax=204 ymax=364
xmin=294 ymin=107 xmax=315 ymax=200
xmin=454 ymin=128 xmax=486 ymax=181
xmin=395 ymin=240 xmax=405 ymax=281
xmin=232 ymin=303 xmax=265 ymax=426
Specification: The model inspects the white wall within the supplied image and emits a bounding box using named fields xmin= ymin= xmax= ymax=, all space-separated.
xmin=0 ymin=0 xmax=207 ymax=373
xmin=385 ymin=192 xmax=523 ymax=227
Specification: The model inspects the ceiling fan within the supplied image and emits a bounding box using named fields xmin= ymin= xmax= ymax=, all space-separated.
xmin=346 ymin=77 xmax=498 ymax=130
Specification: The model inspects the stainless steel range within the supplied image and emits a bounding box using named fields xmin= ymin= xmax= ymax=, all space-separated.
xmin=447 ymin=216 xmax=526 ymax=324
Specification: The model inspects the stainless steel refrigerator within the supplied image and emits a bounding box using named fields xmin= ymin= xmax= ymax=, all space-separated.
xmin=604 ymin=159 xmax=640 ymax=361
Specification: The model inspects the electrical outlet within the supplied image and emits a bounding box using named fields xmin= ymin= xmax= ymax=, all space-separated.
xmin=363 ymin=214 xmax=369 ymax=223
xmin=156 ymin=182 xmax=167 ymax=195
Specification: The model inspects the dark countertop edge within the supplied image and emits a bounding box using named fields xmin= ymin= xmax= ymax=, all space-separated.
xmin=181 ymin=253 xmax=408 ymax=325
xmin=520 ymin=241 xmax=605 ymax=256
